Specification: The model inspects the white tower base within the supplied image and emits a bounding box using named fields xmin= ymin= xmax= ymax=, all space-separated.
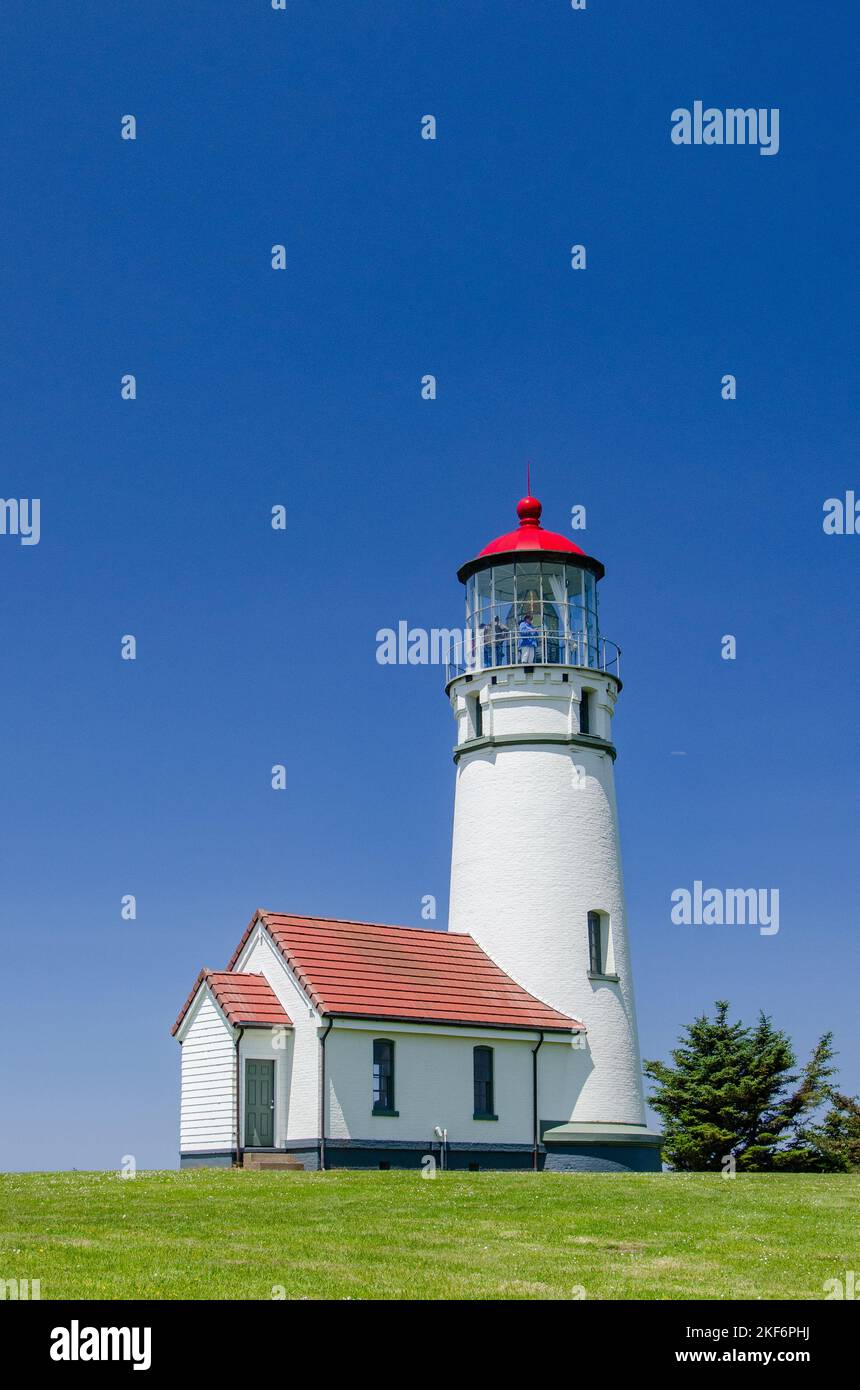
xmin=447 ymin=663 xmax=660 ymax=1170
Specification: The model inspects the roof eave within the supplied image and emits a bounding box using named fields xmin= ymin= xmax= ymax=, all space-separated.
xmin=234 ymin=1019 xmax=293 ymax=1029
xmin=318 ymin=1009 xmax=583 ymax=1035
xmin=171 ymin=968 xmax=211 ymax=1038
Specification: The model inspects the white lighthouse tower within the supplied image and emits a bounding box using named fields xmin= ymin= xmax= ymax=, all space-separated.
xmin=447 ymin=493 xmax=661 ymax=1170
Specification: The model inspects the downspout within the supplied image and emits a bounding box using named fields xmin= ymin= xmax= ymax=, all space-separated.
xmin=319 ymin=1018 xmax=334 ymax=1172
xmin=531 ymin=1031 xmax=544 ymax=1171
xmin=234 ymin=1026 xmax=245 ymax=1169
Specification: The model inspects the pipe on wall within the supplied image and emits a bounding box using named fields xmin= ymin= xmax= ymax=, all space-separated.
xmin=531 ymin=1031 xmax=544 ymax=1170
xmin=234 ymin=1026 xmax=245 ymax=1168
xmin=319 ymin=1018 xmax=334 ymax=1171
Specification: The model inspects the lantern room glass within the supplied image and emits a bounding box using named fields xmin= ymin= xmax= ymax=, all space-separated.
xmin=462 ymin=560 xmax=603 ymax=672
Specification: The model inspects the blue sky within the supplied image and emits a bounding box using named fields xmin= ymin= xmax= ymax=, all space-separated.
xmin=1 ymin=2 xmax=857 ymax=1170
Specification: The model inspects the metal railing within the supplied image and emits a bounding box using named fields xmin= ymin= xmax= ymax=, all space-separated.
xmin=445 ymin=629 xmax=621 ymax=683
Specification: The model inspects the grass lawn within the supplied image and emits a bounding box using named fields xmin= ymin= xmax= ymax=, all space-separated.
xmin=0 ymin=1169 xmax=856 ymax=1300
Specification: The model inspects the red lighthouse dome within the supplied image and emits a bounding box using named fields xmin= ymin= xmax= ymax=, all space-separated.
xmin=457 ymin=495 xmax=604 ymax=583
xmin=477 ymin=495 xmax=586 ymax=559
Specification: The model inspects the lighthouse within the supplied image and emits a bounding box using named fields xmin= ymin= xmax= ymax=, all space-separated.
xmin=174 ymin=491 xmax=660 ymax=1174
xmin=447 ymin=494 xmax=659 ymax=1167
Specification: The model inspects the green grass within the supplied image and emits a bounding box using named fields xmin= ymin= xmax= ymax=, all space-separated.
xmin=0 ymin=1169 xmax=856 ymax=1300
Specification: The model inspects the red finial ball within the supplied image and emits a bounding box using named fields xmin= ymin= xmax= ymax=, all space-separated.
xmin=516 ymin=495 xmax=542 ymax=528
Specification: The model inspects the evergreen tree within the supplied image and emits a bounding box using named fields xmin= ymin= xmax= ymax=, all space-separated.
xmin=801 ymin=1093 xmax=860 ymax=1172
xmin=644 ymin=1001 xmax=840 ymax=1171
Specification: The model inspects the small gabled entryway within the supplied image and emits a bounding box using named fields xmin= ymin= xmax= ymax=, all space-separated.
xmin=244 ymin=1059 xmax=274 ymax=1148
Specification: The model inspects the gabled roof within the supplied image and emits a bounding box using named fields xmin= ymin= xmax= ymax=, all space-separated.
xmin=229 ymin=910 xmax=582 ymax=1034
xmin=171 ymin=969 xmax=292 ymax=1037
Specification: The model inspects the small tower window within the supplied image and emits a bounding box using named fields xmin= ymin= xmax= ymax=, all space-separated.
xmin=372 ymin=1039 xmax=397 ymax=1114
xmin=579 ymin=690 xmax=591 ymax=736
xmin=587 ymin=911 xmax=603 ymax=975
xmin=472 ymin=695 xmax=483 ymax=739
xmin=473 ymin=1045 xmax=495 ymax=1118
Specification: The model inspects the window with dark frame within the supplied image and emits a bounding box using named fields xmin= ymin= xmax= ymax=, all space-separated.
xmin=588 ymin=911 xmax=603 ymax=975
xmin=373 ymin=1038 xmax=395 ymax=1113
xmin=473 ymin=696 xmax=483 ymax=739
xmin=579 ymin=689 xmax=590 ymax=735
xmin=473 ymin=1045 xmax=494 ymax=1117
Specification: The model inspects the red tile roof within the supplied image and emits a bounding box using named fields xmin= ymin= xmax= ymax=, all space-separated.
xmin=226 ymin=911 xmax=581 ymax=1033
xmin=171 ymin=969 xmax=292 ymax=1036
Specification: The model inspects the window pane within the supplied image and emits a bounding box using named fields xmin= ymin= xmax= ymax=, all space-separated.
xmin=584 ymin=571 xmax=598 ymax=664
xmin=373 ymin=1040 xmax=394 ymax=1110
xmin=563 ymin=566 xmax=584 ymax=664
xmin=587 ymin=912 xmax=602 ymax=974
xmin=475 ymin=568 xmax=492 ymax=622
xmin=584 ymin=570 xmax=597 ymax=620
xmin=491 ymin=565 xmax=515 ymax=630
xmin=539 ymin=564 xmax=563 ymax=658
xmin=515 ymin=564 xmax=541 ymax=635
xmin=473 ymin=1046 xmax=494 ymax=1115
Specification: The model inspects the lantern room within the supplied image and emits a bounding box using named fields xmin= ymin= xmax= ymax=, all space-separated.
xmin=449 ymin=495 xmax=619 ymax=680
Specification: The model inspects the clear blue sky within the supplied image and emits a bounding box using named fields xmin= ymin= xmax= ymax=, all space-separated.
xmin=1 ymin=2 xmax=857 ymax=1171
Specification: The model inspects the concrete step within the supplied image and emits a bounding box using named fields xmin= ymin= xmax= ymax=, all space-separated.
xmin=242 ymin=1152 xmax=305 ymax=1171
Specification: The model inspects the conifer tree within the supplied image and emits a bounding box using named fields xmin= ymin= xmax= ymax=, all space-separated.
xmin=644 ymin=1001 xmax=840 ymax=1171
xmin=803 ymin=1092 xmax=860 ymax=1172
